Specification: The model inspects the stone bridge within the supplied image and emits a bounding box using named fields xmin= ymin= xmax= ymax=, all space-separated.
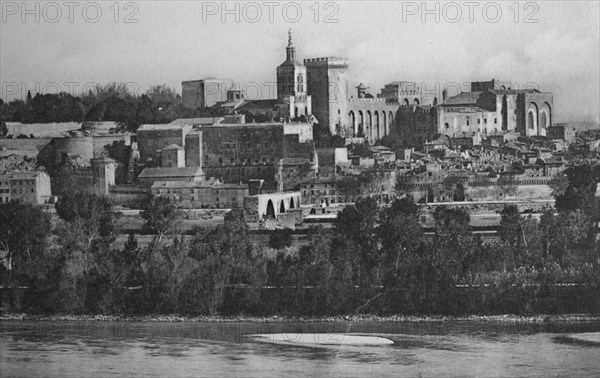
xmin=243 ymin=191 xmax=302 ymax=223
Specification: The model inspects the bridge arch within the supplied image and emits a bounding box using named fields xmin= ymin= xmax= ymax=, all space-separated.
xmin=266 ymin=200 xmax=275 ymax=218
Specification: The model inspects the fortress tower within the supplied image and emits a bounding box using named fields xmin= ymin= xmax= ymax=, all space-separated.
xmin=91 ymin=157 xmax=116 ymax=195
xmin=304 ymin=57 xmax=349 ymax=135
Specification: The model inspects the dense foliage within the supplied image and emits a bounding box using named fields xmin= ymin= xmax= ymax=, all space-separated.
xmin=0 ymin=83 xmax=226 ymax=132
xmin=1 ymin=168 xmax=599 ymax=315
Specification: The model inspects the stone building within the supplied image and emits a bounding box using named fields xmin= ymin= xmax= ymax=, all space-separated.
xmin=150 ymin=178 xmax=248 ymax=209
xmin=438 ymin=80 xmax=553 ymax=141
xmin=304 ymin=57 xmax=398 ymax=142
xmin=394 ymin=103 xmax=438 ymax=147
xmin=91 ymin=157 xmax=116 ymax=195
xmin=0 ymin=171 xmax=52 ymax=204
xmin=181 ymin=78 xmax=233 ymax=109
xmin=137 ymin=124 xmax=192 ymax=163
xmin=276 ymin=30 xmax=312 ymax=119
xmin=300 ymin=178 xmax=340 ymax=206
xmin=161 ymin=144 xmax=185 ymax=168
xmin=187 ymin=123 xmax=316 ymax=189
xmin=305 ymin=57 xmax=349 ymax=135
xmin=137 ymin=167 xmax=204 ymax=188
xmin=379 ymin=81 xmax=423 ymax=106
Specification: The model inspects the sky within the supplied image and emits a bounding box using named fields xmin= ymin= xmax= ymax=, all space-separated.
xmin=1 ymin=0 xmax=599 ymax=123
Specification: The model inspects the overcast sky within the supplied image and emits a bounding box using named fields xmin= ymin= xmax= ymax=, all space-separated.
xmin=1 ymin=1 xmax=599 ymax=123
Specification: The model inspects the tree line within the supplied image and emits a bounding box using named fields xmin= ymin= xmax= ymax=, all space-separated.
xmin=1 ymin=165 xmax=599 ymax=316
xmin=0 ymin=83 xmax=226 ymax=133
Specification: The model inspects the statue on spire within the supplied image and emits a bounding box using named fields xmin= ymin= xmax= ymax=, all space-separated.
xmin=285 ymin=29 xmax=296 ymax=62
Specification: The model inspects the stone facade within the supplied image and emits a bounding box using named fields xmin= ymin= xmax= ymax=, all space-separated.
xmin=91 ymin=157 xmax=116 ymax=195
xmin=395 ymin=104 xmax=438 ymax=147
xmin=161 ymin=144 xmax=185 ymax=168
xmin=437 ymin=81 xmax=553 ymax=142
xmin=305 ymin=57 xmax=350 ymax=135
xmin=137 ymin=124 xmax=192 ymax=162
xmin=276 ymin=31 xmax=312 ymax=119
xmin=196 ymin=123 xmax=316 ymax=188
xmin=346 ymin=98 xmax=398 ymax=143
xmin=151 ymin=179 xmax=248 ymax=209
xmin=137 ymin=167 xmax=204 ymax=188
xmin=181 ymin=78 xmax=233 ymax=109
xmin=242 ymin=191 xmax=302 ymax=222
xmin=0 ymin=171 xmax=52 ymax=204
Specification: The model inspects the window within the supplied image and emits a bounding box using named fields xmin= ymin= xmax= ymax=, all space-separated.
xmin=219 ymin=158 xmax=223 ymax=164
xmin=484 ymin=118 xmax=487 ymax=124
xmin=230 ymin=158 xmax=235 ymax=164
xmin=494 ymin=118 xmax=498 ymax=124
xmin=262 ymin=157 xmax=267 ymax=163
xmin=477 ymin=119 xmax=481 ymax=124
xmin=264 ymin=142 xmax=269 ymax=149
xmin=31 ymin=188 xmax=34 ymax=193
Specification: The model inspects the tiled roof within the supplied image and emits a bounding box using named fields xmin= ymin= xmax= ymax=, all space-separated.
xmin=151 ymin=180 xmax=247 ymax=190
xmin=442 ymin=92 xmax=481 ymax=105
xmin=138 ymin=124 xmax=186 ymax=131
xmin=237 ymin=99 xmax=280 ymax=110
xmin=170 ymin=117 xmax=223 ymax=125
xmin=162 ymin=144 xmax=183 ymax=150
xmin=139 ymin=167 xmax=203 ymax=178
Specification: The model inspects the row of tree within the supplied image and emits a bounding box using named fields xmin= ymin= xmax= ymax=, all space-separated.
xmin=1 ymin=165 xmax=599 ymax=315
xmin=0 ymin=83 xmax=226 ymax=132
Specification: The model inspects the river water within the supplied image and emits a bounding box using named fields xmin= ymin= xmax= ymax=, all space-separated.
xmin=1 ymin=320 xmax=599 ymax=377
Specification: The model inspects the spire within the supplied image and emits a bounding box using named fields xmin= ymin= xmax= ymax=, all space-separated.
xmin=286 ymin=29 xmax=296 ymax=62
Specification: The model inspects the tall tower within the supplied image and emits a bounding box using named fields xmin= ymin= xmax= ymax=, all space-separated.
xmin=276 ymin=31 xmax=311 ymax=119
xmin=304 ymin=57 xmax=349 ymax=135
xmin=91 ymin=157 xmax=116 ymax=195
xmin=276 ymin=30 xmax=307 ymax=101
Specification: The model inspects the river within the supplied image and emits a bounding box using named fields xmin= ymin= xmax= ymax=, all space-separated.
xmin=1 ymin=320 xmax=599 ymax=377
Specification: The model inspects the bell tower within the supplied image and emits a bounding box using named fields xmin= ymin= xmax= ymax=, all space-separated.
xmin=276 ymin=30 xmax=311 ymax=119
xmin=276 ymin=30 xmax=307 ymax=101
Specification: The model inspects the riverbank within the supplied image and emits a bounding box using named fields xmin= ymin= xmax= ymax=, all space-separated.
xmin=2 ymin=313 xmax=599 ymax=323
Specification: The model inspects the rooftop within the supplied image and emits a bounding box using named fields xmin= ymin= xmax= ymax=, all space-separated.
xmin=138 ymin=124 xmax=188 ymax=131
xmin=162 ymin=144 xmax=183 ymax=150
xmin=442 ymin=92 xmax=482 ymax=106
xmin=170 ymin=117 xmax=223 ymax=126
xmin=139 ymin=167 xmax=203 ymax=178
xmin=151 ymin=180 xmax=247 ymax=190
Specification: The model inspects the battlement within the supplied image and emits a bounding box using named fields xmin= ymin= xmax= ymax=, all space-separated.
xmin=304 ymin=57 xmax=348 ymax=69
xmin=348 ymin=97 xmax=398 ymax=104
